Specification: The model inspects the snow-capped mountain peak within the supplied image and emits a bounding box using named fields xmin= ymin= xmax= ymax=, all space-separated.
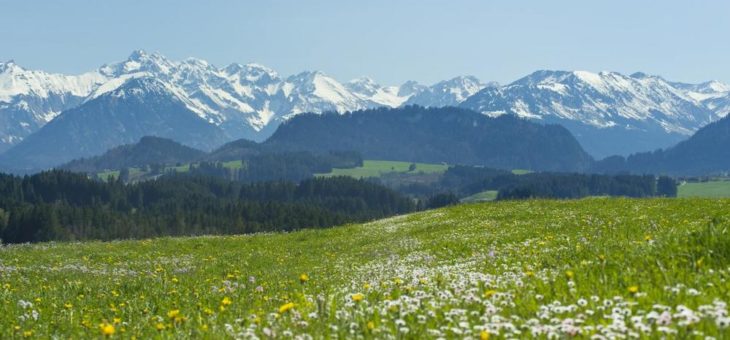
xmin=402 ymin=75 xmax=486 ymax=107
xmin=99 ymin=50 xmax=176 ymax=78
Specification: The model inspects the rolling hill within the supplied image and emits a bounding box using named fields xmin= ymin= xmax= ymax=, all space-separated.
xmin=1 ymin=198 xmax=728 ymax=338
xmin=593 ymin=114 xmax=730 ymax=176
xmin=265 ymin=106 xmax=594 ymax=172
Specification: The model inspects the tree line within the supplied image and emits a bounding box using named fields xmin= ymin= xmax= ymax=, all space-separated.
xmin=0 ymin=170 xmax=415 ymax=244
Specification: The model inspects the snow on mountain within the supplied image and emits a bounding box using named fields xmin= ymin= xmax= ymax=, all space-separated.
xmin=346 ymin=77 xmax=410 ymax=107
xmin=1 ymin=51 xmax=495 ymax=151
xmin=460 ymin=70 xmax=726 ymax=157
xmin=403 ymin=76 xmax=488 ymax=107
xmin=0 ymin=76 xmax=229 ymax=172
xmin=0 ymin=60 xmax=106 ymax=151
xmin=4 ymin=50 xmax=730 ymax=160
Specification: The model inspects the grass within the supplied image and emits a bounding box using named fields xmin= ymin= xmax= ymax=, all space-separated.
xmin=679 ymin=180 xmax=730 ymax=198
xmin=460 ymin=190 xmax=499 ymax=202
xmin=95 ymin=161 xmax=245 ymax=181
xmin=317 ymin=160 xmax=449 ymax=178
xmin=1 ymin=198 xmax=729 ymax=338
xmin=511 ymin=169 xmax=532 ymax=175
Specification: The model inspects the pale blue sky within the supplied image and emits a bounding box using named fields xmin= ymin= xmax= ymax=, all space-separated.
xmin=2 ymin=0 xmax=729 ymax=85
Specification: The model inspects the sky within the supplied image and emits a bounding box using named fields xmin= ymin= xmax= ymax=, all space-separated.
xmin=2 ymin=0 xmax=730 ymax=86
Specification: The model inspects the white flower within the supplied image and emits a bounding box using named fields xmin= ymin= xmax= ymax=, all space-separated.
xmin=717 ymin=317 xmax=730 ymax=329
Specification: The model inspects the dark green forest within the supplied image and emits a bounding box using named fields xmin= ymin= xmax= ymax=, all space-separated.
xmin=380 ymin=165 xmax=677 ymax=200
xmin=265 ymin=106 xmax=594 ymax=172
xmin=0 ymin=171 xmax=415 ymax=244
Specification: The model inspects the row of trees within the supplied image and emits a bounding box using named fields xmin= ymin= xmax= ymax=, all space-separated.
xmin=0 ymin=171 xmax=415 ymax=243
xmin=373 ymin=165 xmax=677 ymax=200
xmin=187 ymin=151 xmax=362 ymax=183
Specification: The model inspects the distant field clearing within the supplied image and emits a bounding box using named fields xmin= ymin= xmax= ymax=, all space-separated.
xmin=316 ymin=160 xmax=449 ymax=178
xmin=678 ymin=180 xmax=730 ymax=198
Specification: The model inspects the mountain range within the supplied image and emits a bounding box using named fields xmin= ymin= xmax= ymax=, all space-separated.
xmin=1 ymin=50 xmax=729 ymax=171
xmin=460 ymin=71 xmax=729 ymax=157
xmin=0 ymin=51 xmax=487 ymax=153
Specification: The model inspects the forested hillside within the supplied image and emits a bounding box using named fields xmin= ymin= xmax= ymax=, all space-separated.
xmin=592 ymin=114 xmax=730 ymax=176
xmin=266 ymin=106 xmax=594 ymax=172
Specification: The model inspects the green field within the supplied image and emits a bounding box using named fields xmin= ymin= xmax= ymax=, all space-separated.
xmin=1 ymin=198 xmax=729 ymax=338
xmin=679 ymin=180 xmax=730 ymax=198
xmin=97 ymin=160 xmax=245 ymax=181
xmin=511 ymin=169 xmax=532 ymax=175
xmin=317 ymin=160 xmax=449 ymax=178
xmin=460 ymin=190 xmax=499 ymax=202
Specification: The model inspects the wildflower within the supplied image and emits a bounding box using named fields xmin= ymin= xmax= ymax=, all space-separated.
xmin=167 ymin=310 xmax=180 ymax=319
xmin=644 ymin=234 xmax=652 ymax=242
xmin=279 ymin=302 xmax=295 ymax=313
xmin=100 ymin=323 xmax=116 ymax=336
xmin=155 ymin=323 xmax=165 ymax=331
xmin=480 ymin=330 xmax=490 ymax=340
xmin=352 ymin=293 xmax=364 ymax=302
xmin=484 ymin=290 xmax=497 ymax=298
xmin=221 ymin=296 xmax=232 ymax=306
xmin=367 ymin=321 xmax=375 ymax=330
xmin=565 ymin=270 xmax=575 ymax=280
xmin=23 ymin=330 xmax=33 ymax=338
xmin=171 ymin=277 xmax=179 ymax=283
xmin=299 ymin=273 xmax=309 ymax=283
xmin=64 ymin=302 xmax=73 ymax=309
xmin=364 ymin=282 xmax=371 ymax=290
xmin=113 ymin=317 xmax=122 ymax=324
xmin=717 ymin=317 xmax=730 ymax=329
xmin=628 ymin=286 xmax=639 ymax=294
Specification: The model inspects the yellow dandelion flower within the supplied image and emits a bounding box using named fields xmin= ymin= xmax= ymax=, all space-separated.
xmin=278 ymin=302 xmax=295 ymax=314
xmin=524 ymin=271 xmax=534 ymax=277
xmin=352 ymin=293 xmax=364 ymax=302
xmin=100 ymin=323 xmax=116 ymax=336
xmin=299 ymin=273 xmax=309 ymax=283
xmin=171 ymin=277 xmax=179 ymax=283
xmin=167 ymin=309 xmax=180 ymax=319
xmin=155 ymin=323 xmax=165 ymax=331
xmin=480 ymin=330 xmax=490 ymax=340
xmin=565 ymin=270 xmax=575 ymax=279
xmin=113 ymin=317 xmax=122 ymax=324
xmin=221 ymin=296 xmax=232 ymax=306
xmin=364 ymin=282 xmax=371 ymax=290
xmin=628 ymin=286 xmax=639 ymax=294
xmin=367 ymin=321 xmax=375 ymax=330
xmin=23 ymin=330 xmax=33 ymax=338
xmin=484 ymin=290 xmax=497 ymax=298
xmin=64 ymin=302 xmax=73 ymax=309
xmin=644 ymin=234 xmax=652 ymax=241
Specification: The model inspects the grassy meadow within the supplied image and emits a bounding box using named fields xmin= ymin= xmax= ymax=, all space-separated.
xmin=316 ymin=160 xmax=449 ymax=179
xmin=1 ymin=198 xmax=729 ymax=338
xmin=679 ymin=180 xmax=730 ymax=198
